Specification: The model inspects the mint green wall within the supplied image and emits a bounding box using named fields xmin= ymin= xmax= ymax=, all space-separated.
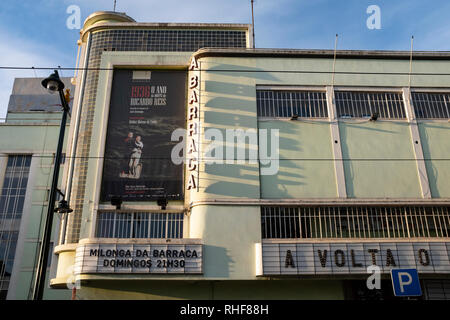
xmin=418 ymin=122 xmax=450 ymax=198
xmin=0 ymin=123 xmax=67 ymax=151
xmin=339 ymin=121 xmax=422 ymax=198
xmin=189 ymin=205 xmax=261 ymax=279
xmin=198 ymin=56 xmax=450 ymax=200
xmin=207 ymin=57 xmax=450 ymax=87
xmin=259 ymin=120 xmax=337 ymax=198
xmin=78 ymin=280 xmax=345 ymax=300
xmin=11 ymin=271 xmax=65 ymax=300
xmin=6 ymin=112 xmax=63 ymax=123
xmin=198 ymin=60 xmax=260 ymax=199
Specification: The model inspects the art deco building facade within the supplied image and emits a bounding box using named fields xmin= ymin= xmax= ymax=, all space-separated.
xmin=50 ymin=11 xmax=450 ymax=300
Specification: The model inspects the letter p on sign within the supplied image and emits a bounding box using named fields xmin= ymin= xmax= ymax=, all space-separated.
xmin=390 ymin=269 xmax=422 ymax=297
xmin=398 ymin=272 xmax=412 ymax=292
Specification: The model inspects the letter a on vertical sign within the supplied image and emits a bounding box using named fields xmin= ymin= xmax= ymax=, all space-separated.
xmin=390 ymin=269 xmax=422 ymax=297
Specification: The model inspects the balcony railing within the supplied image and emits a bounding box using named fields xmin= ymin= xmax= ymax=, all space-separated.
xmin=96 ymin=211 xmax=184 ymax=239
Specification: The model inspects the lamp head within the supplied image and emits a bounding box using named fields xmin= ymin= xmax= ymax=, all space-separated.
xmin=42 ymin=70 xmax=65 ymax=94
xmin=370 ymin=112 xmax=379 ymax=121
xmin=111 ymin=196 xmax=123 ymax=210
xmin=157 ymin=198 xmax=168 ymax=210
xmin=54 ymin=200 xmax=73 ymax=215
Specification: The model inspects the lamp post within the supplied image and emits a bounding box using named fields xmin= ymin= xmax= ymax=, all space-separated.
xmin=32 ymin=70 xmax=72 ymax=300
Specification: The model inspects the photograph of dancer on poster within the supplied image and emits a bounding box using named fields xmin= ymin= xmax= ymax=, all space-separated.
xmin=129 ymin=135 xmax=143 ymax=179
xmin=101 ymin=69 xmax=185 ymax=201
xmin=120 ymin=132 xmax=143 ymax=179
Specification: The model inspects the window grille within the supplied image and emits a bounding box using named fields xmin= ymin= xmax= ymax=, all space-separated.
xmin=0 ymin=155 xmax=31 ymax=299
xmin=335 ymin=91 xmax=406 ymax=119
xmin=411 ymin=92 xmax=450 ymax=119
xmin=256 ymin=90 xmax=328 ymax=118
xmin=261 ymin=206 xmax=450 ymax=239
xmin=96 ymin=211 xmax=184 ymax=239
xmin=423 ymin=280 xmax=450 ymax=300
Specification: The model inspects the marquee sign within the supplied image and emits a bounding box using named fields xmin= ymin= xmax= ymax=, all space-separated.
xmin=260 ymin=242 xmax=450 ymax=276
xmin=74 ymin=241 xmax=202 ymax=275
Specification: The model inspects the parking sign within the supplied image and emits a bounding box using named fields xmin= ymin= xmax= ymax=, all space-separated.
xmin=390 ymin=269 xmax=422 ymax=297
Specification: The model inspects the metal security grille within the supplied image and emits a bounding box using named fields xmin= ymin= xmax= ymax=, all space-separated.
xmin=0 ymin=155 xmax=31 ymax=299
xmin=261 ymin=206 xmax=450 ymax=239
xmin=411 ymin=92 xmax=450 ymax=119
xmin=335 ymin=91 xmax=406 ymax=119
xmin=256 ymin=90 xmax=328 ymax=118
xmin=423 ymin=280 xmax=450 ymax=300
xmin=96 ymin=211 xmax=184 ymax=238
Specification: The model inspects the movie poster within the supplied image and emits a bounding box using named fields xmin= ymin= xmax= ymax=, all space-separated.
xmin=100 ymin=69 xmax=186 ymax=201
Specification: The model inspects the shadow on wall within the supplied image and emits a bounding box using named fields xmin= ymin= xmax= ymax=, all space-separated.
xmin=339 ymin=121 xmax=417 ymax=198
xmin=200 ymin=126 xmax=305 ymax=199
xmin=195 ymin=65 xmax=278 ymax=198
xmin=418 ymin=124 xmax=447 ymax=198
xmin=198 ymin=64 xmax=337 ymax=198
xmin=202 ymin=63 xmax=280 ymax=82
xmin=202 ymin=245 xmax=233 ymax=278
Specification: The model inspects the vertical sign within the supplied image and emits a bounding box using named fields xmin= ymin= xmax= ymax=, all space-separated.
xmin=186 ymin=58 xmax=200 ymax=191
xmin=101 ymin=69 xmax=186 ymax=201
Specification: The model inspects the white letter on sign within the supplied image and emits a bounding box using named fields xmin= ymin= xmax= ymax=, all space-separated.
xmin=398 ymin=272 xmax=413 ymax=293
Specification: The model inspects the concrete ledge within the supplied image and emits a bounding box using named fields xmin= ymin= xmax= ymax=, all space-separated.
xmin=54 ymin=243 xmax=78 ymax=255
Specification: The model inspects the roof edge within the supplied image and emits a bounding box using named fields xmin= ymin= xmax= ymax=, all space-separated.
xmin=80 ymin=21 xmax=251 ymax=42
xmin=192 ymin=48 xmax=450 ymax=60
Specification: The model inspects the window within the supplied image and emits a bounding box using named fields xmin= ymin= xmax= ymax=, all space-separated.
xmin=335 ymin=91 xmax=406 ymax=119
xmin=0 ymin=155 xmax=31 ymax=220
xmin=0 ymin=232 xmax=18 ymax=299
xmin=411 ymin=92 xmax=450 ymax=119
xmin=423 ymin=280 xmax=450 ymax=300
xmin=256 ymin=90 xmax=328 ymax=118
xmin=0 ymin=155 xmax=31 ymax=299
xmin=261 ymin=206 xmax=450 ymax=239
xmin=96 ymin=211 xmax=184 ymax=239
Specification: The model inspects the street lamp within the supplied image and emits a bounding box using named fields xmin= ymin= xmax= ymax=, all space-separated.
xmin=32 ymin=70 xmax=72 ymax=300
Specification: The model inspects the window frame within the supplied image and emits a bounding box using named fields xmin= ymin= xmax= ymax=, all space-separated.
xmin=333 ymin=88 xmax=407 ymax=120
xmin=256 ymin=86 xmax=329 ymax=120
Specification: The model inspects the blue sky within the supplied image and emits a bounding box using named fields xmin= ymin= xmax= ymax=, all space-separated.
xmin=1 ymin=0 xmax=450 ymax=119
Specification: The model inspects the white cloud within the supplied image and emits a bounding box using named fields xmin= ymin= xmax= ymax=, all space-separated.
xmin=0 ymin=30 xmax=72 ymax=120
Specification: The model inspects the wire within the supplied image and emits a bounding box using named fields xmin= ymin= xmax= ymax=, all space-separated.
xmin=0 ymin=154 xmax=448 ymax=161
xmin=0 ymin=118 xmax=63 ymax=121
xmin=2 ymin=65 xmax=450 ymax=76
